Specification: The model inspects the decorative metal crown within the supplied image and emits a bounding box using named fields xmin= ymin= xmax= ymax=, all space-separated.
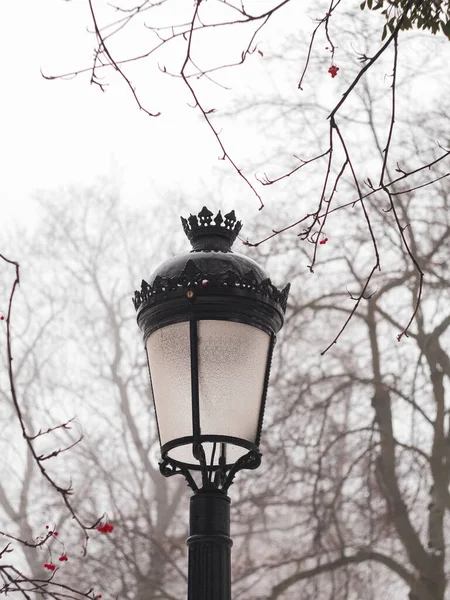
xmin=181 ymin=207 xmax=242 ymax=247
xmin=133 ymin=259 xmax=290 ymax=313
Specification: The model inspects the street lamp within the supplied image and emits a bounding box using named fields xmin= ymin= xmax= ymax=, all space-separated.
xmin=133 ymin=207 xmax=289 ymax=600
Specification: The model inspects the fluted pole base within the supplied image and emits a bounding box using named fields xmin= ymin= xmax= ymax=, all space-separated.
xmin=187 ymin=489 xmax=232 ymax=600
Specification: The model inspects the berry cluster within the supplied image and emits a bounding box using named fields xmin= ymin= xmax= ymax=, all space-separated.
xmin=328 ymin=65 xmax=339 ymax=78
xmin=46 ymin=525 xmax=58 ymax=536
xmin=319 ymin=237 xmax=329 ymax=245
xmin=97 ymin=522 xmax=114 ymax=534
xmin=40 ymin=519 xmax=108 ymax=599
xmin=42 ymin=525 xmax=67 ymax=572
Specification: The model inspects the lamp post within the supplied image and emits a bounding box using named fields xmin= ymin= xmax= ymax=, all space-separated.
xmin=133 ymin=207 xmax=289 ymax=600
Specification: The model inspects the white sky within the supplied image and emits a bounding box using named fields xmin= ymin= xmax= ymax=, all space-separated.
xmin=1 ymin=0 xmax=448 ymax=232
xmin=0 ymin=0 xmax=245 ymax=225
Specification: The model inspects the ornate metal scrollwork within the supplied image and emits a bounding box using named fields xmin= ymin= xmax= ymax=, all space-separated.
xmin=159 ymin=447 xmax=263 ymax=493
xmin=133 ymin=259 xmax=290 ymax=312
xmin=159 ymin=458 xmax=198 ymax=492
xmin=223 ymin=449 xmax=262 ymax=492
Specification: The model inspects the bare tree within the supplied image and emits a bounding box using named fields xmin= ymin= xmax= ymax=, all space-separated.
xmin=0 ymin=250 xmax=104 ymax=599
xmin=222 ymin=120 xmax=450 ymax=598
xmin=15 ymin=189 xmax=191 ymax=600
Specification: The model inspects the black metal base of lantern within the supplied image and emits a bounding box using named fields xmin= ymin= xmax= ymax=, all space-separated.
xmin=159 ymin=436 xmax=262 ymax=492
xmin=187 ymin=489 xmax=232 ymax=600
xmin=162 ymin=434 xmax=257 ymax=470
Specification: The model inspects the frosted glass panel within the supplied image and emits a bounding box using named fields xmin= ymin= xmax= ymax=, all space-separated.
xmin=198 ymin=321 xmax=270 ymax=442
xmin=147 ymin=319 xmax=271 ymax=466
xmin=146 ymin=322 xmax=192 ymax=446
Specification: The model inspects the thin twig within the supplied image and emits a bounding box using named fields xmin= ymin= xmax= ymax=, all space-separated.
xmin=0 ymin=254 xmax=100 ymax=551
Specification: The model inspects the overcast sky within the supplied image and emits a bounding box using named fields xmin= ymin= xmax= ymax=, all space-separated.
xmin=1 ymin=0 xmax=239 ymax=227
xmin=2 ymin=0 xmax=448 ymax=235
xmin=1 ymin=0 xmax=327 ymax=235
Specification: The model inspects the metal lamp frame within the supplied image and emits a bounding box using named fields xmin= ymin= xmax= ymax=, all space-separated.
xmin=134 ymin=207 xmax=289 ymax=600
xmin=135 ymin=251 xmax=287 ymax=491
xmin=142 ymin=309 xmax=276 ymax=492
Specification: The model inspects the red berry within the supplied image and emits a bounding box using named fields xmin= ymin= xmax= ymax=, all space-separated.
xmin=328 ymin=65 xmax=339 ymax=78
xmin=0 ymin=316 xmax=4 ymax=321
xmin=54 ymin=532 xmax=58 ymax=536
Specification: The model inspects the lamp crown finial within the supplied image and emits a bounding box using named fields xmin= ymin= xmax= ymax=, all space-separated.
xmin=181 ymin=207 xmax=242 ymax=251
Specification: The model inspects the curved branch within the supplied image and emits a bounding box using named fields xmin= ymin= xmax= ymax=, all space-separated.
xmin=267 ymin=549 xmax=414 ymax=600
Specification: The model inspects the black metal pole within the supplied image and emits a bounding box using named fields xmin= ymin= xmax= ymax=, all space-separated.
xmin=187 ymin=489 xmax=232 ymax=600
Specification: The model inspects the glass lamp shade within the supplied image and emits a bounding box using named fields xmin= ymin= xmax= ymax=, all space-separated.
xmin=146 ymin=319 xmax=272 ymax=469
